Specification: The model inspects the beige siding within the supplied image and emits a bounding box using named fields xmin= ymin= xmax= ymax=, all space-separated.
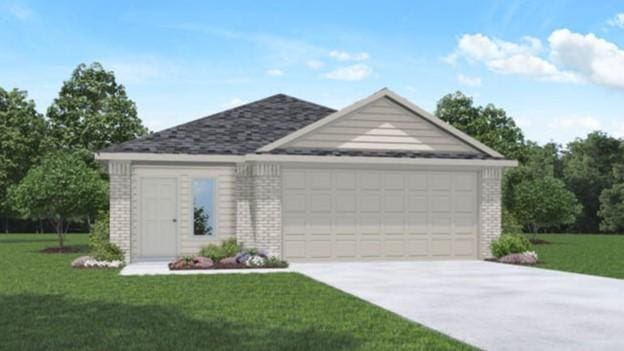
xmin=286 ymin=97 xmax=479 ymax=153
xmin=132 ymin=164 xmax=236 ymax=258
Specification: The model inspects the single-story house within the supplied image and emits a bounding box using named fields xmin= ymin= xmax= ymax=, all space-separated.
xmin=96 ymin=88 xmax=517 ymax=263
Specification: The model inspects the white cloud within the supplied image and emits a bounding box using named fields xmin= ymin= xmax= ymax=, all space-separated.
xmin=549 ymin=29 xmax=624 ymax=89
xmin=224 ymin=98 xmax=246 ymax=109
xmin=266 ymin=68 xmax=284 ymax=76
xmin=322 ymin=64 xmax=372 ymax=81
xmin=329 ymin=50 xmax=369 ymax=61
xmin=457 ymin=74 xmax=482 ymax=87
xmin=305 ymin=59 xmax=325 ymax=69
xmin=548 ymin=116 xmax=602 ymax=131
xmin=5 ymin=4 xmax=32 ymax=20
xmin=448 ymin=33 xmax=578 ymax=82
xmin=608 ymin=13 xmax=624 ymax=28
xmin=610 ymin=121 xmax=624 ymax=138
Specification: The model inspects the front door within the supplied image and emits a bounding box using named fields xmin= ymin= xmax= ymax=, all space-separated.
xmin=140 ymin=177 xmax=178 ymax=258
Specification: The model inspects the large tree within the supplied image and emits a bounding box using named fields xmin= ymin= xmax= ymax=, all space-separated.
xmin=9 ymin=152 xmax=108 ymax=247
xmin=562 ymin=132 xmax=624 ymax=232
xmin=47 ymin=62 xmax=148 ymax=153
xmin=0 ymin=88 xmax=48 ymax=232
xmin=435 ymin=91 xmax=525 ymax=159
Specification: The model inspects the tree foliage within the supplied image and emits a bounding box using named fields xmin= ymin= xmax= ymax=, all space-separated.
xmin=0 ymin=88 xmax=48 ymax=229
xmin=562 ymin=132 xmax=624 ymax=232
xmin=47 ymin=62 xmax=148 ymax=153
xmin=599 ymin=183 xmax=624 ymax=232
xmin=435 ymin=91 xmax=525 ymax=159
xmin=9 ymin=152 xmax=108 ymax=247
xmin=512 ymin=177 xmax=582 ymax=235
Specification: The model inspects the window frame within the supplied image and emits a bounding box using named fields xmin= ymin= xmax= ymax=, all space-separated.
xmin=190 ymin=177 xmax=218 ymax=238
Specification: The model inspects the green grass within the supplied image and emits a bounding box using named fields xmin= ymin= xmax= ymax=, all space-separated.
xmin=0 ymin=234 xmax=471 ymax=351
xmin=533 ymin=234 xmax=624 ymax=279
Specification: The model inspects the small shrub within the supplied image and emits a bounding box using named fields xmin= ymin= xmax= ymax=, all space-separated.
xmin=200 ymin=238 xmax=241 ymax=261
xmin=490 ymin=234 xmax=532 ymax=259
xmin=264 ymin=256 xmax=289 ymax=268
xmin=89 ymin=211 xmax=124 ymax=262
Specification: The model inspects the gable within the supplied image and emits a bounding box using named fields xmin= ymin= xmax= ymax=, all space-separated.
xmin=282 ymin=97 xmax=480 ymax=154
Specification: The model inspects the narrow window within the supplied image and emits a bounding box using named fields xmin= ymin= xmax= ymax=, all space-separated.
xmin=192 ymin=179 xmax=216 ymax=236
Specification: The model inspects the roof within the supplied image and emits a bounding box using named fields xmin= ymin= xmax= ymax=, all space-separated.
xmin=100 ymin=90 xmax=505 ymax=161
xmin=100 ymin=94 xmax=336 ymax=155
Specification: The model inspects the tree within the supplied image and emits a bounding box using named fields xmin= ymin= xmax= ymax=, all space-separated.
xmin=47 ymin=62 xmax=148 ymax=153
xmin=512 ymin=177 xmax=582 ymax=236
xmin=435 ymin=91 xmax=525 ymax=159
xmin=193 ymin=206 xmax=212 ymax=235
xmin=0 ymin=88 xmax=48 ymax=232
xmin=598 ymin=184 xmax=624 ymax=232
xmin=9 ymin=152 xmax=108 ymax=247
xmin=562 ymin=132 xmax=624 ymax=232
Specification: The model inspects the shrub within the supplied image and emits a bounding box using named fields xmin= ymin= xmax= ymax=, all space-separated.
xmin=264 ymin=256 xmax=289 ymax=268
xmin=490 ymin=234 xmax=532 ymax=259
xmin=502 ymin=208 xmax=523 ymax=234
xmin=200 ymin=238 xmax=241 ymax=261
xmin=89 ymin=211 xmax=124 ymax=262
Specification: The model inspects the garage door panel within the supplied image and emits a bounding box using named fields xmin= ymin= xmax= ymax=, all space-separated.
xmin=384 ymin=193 xmax=405 ymax=212
xmin=360 ymin=240 xmax=382 ymax=257
xmin=284 ymin=193 xmax=306 ymax=213
xmin=283 ymin=170 xmax=306 ymax=190
xmin=335 ymin=216 xmax=357 ymax=235
xmin=335 ymin=193 xmax=356 ymax=213
xmin=283 ymin=168 xmax=478 ymax=261
xmin=309 ymin=171 xmax=331 ymax=190
xmin=359 ymin=194 xmax=381 ymax=212
xmin=408 ymin=239 xmax=429 ymax=256
xmin=284 ymin=240 xmax=306 ymax=259
xmin=431 ymin=239 xmax=452 ymax=256
xmin=308 ymin=216 xmax=332 ymax=234
xmin=308 ymin=240 xmax=332 ymax=258
xmin=309 ymin=194 xmax=332 ymax=213
xmin=335 ymin=240 xmax=357 ymax=258
xmin=384 ymin=239 xmax=406 ymax=257
xmin=283 ymin=216 xmax=306 ymax=236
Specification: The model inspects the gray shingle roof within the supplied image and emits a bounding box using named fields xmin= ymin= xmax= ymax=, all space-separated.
xmin=101 ymin=93 xmax=497 ymax=160
xmin=100 ymin=94 xmax=336 ymax=154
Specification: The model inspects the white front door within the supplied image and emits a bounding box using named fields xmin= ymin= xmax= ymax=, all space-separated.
xmin=140 ymin=177 xmax=178 ymax=258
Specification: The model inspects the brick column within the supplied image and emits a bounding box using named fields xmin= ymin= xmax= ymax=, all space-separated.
xmin=109 ymin=161 xmax=132 ymax=262
xmin=235 ymin=162 xmax=283 ymax=258
xmin=479 ymin=167 xmax=502 ymax=259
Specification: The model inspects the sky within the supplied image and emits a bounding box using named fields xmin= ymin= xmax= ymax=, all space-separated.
xmin=1 ymin=0 xmax=623 ymax=145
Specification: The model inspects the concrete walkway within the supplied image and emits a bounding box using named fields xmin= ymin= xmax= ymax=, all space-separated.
xmin=120 ymin=261 xmax=290 ymax=276
xmin=291 ymin=260 xmax=624 ymax=351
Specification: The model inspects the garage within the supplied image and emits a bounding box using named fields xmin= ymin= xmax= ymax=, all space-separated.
xmin=282 ymin=168 xmax=478 ymax=261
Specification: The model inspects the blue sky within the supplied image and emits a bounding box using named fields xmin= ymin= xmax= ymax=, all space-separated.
xmin=1 ymin=1 xmax=623 ymax=145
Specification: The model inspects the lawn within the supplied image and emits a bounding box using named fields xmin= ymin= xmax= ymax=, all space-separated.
xmin=0 ymin=234 xmax=471 ymax=351
xmin=533 ymin=234 xmax=624 ymax=279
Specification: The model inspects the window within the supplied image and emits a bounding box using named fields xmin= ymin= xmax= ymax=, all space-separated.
xmin=192 ymin=179 xmax=216 ymax=236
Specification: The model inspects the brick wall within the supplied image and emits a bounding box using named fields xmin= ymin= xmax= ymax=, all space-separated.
xmin=235 ymin=163 xmax=283 ymax=257
xmin=479 ymin=167 xmax=502 ymax=259
xmin=109 ymin=161 xmax=132 ymax=262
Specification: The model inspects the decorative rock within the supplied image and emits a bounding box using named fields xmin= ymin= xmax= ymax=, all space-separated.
xmin=246 ymin=255 xmax=266 ymax=267
xmin=71 ymin=256 xmax=94 ymax=268
xmin=235 ymin=252 xmax=250 ymax=264
xmin=499 ymin=251 xmax=538 ymax=265
xmin=169 ymin=256 xmax=214 ymax=270
xmin=219 ymin=256 xmax=238 ymax=265
xmin=194 ymin=256 xmax=214 ymax=269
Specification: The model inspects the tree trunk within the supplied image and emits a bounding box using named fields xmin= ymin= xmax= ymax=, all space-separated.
xmin=54 ymin=218 xmax=65 ymax=248
xmin=4 ymin=217 xmax=8 ymax=234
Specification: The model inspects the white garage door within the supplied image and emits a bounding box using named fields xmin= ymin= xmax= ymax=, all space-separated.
xmin=282 ymin=168 xmax=478 ymax=261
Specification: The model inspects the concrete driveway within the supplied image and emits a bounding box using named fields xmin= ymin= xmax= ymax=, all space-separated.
xmin=291 ymin=261 xmax=624 ymax=351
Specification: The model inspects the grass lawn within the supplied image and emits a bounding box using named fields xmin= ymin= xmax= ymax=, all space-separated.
xmin=0 ymin=234 xmax=472 ymax=351
xmin=533 ymin=234 xmax=624 ymax=279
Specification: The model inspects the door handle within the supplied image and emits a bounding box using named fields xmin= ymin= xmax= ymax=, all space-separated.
xmin=172 ymin=218 xmax=177 ymax=223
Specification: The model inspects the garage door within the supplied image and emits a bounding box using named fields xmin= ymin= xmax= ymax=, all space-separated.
xmin=282 ymin=168 xmax=477 ymax=261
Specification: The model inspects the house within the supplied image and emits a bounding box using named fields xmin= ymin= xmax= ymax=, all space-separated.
xmin=96 ymin=88 xmax=517 ymax=263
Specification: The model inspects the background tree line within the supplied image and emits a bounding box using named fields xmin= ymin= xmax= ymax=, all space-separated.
xmin=1 ymin=62 xmax=147 ymax=243
xmin=1 ymin=63 xmax=623 ymax=238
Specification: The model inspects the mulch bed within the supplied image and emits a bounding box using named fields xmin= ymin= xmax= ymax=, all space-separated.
xmin=40 ymin=247 xmax=82 ymax=254
xmin=529 ymin=238 xmax=552 ymax=245
xmin=169 ymin=263 xmax=275 ymax=271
